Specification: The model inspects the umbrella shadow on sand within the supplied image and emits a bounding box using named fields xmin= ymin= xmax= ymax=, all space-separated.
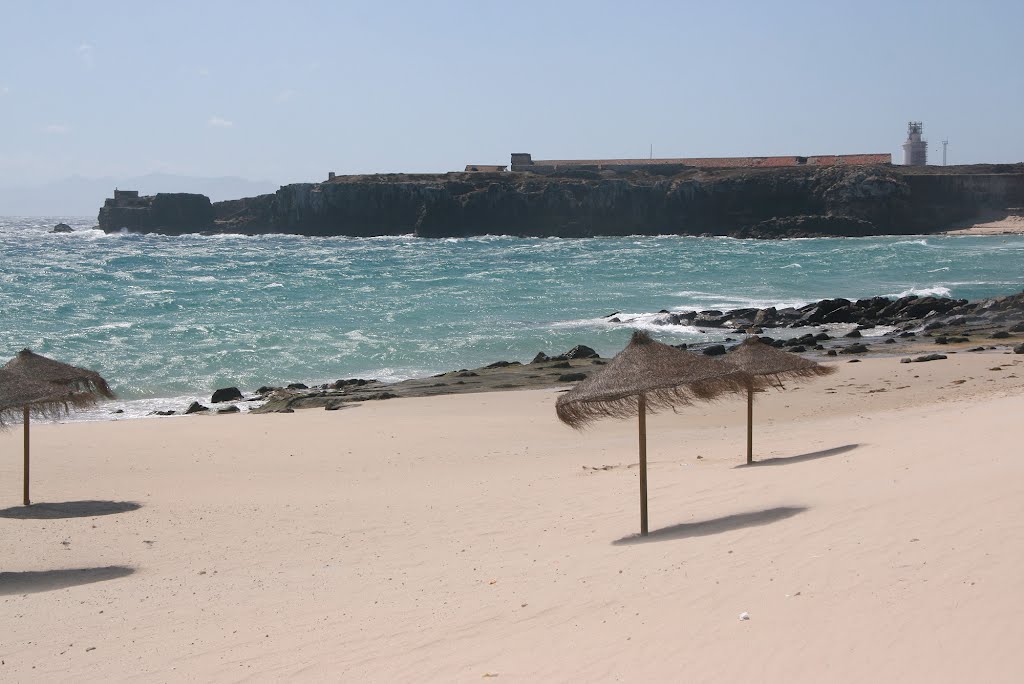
xmin=733 ymin=444 xmax=860 ymax=469
xmin=0 ymin=566 xmax=134 ymax=596
xmin=0 ymin=500 xmax=142 ymax=519
xmin=612 ymin=505 xmax=807 ymax=545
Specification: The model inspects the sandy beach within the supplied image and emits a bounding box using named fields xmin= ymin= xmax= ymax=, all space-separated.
xmin=945 ymin=213 xmax=1024 ymax=235
xmin=2 ymin=349 xmax=1023 ymax=682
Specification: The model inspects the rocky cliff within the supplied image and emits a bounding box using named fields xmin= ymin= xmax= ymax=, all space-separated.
xmin=97 ymin=164 xmax=1024 ymax=238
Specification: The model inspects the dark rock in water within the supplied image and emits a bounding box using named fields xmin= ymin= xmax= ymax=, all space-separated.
xmin=217 ymin=405 xmax=240 ymax=414
xmin=991 ymin=331 xmax=1011 ymax=339
xmin=702 ymin=344 xmax=727 ymax=356
xmin=485 ymin=360 xmax=521 ymax=369
xmin=185 ymin=401 xmax=209 ymax=415
xmin=563 ymin=345 xmax=599 ymax=359
xmin=839 ymin=343 xmax=869 ymax=354
xmin=884 ymin=338 xmax=897 ymax=344
xmin=51 ymin=223 xmax=73 ymax=233
xmin=789 ymin=345 xmax=807 ymax=353
xmin=150 ymin=410 xmax=176 ymax=416
xmin=752 ymin=307 xmax=776 ymax=325
xmin=826 ymin=350 xmax=838 ymax=356
xmin=558 ymin=372 xmax=588 ymax=382
xmin=694 ymin=312 xmax=728 ymax=327
xmin=843 ymin=329 xmax=862 ymax=338
xmin=211 ymin=387 xmax=243 ymax=403
xmin=255 ymin=386 xmax=280 ymax=395
xmin=1014 ymin=343 xmax=1024 ymax=354
xmin=531 ymin=352 xmax=551 ymax=364
xmin=898 ymin=331 xmax=916 ymax=338
xmin=609 ymin=317 xmax=621 ymax=323
xmin=287 ymin=382 xmax=308 ymax=390
xmin=913 ymin=353 xmax=947 ymax=362
xmin=112 ymin=409 xmax=124 ymax=414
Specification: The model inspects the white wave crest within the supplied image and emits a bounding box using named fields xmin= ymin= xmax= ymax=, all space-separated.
xmin=887 ymin=286 xmax=951 ymax=298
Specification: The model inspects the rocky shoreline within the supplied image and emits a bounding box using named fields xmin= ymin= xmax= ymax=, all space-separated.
xmin=153 ymin=291 xmax=1024 ymax=417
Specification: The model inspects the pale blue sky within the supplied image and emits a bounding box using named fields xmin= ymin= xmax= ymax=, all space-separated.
xmin=1 ymin=0 xmax=1022 ymax=187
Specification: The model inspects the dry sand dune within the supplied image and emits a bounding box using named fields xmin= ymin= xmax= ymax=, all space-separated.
xmin=1 ymin=351 xmax=1023 ymax=682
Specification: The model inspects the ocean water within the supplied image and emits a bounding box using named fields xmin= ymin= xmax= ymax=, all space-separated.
xmin=1 ymin=216 xmax=1022 ymax=420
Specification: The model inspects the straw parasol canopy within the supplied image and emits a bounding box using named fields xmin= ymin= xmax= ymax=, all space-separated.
xmin=2 ymin=349 xmax=115 ymax=506
xmin=0 ymin=368 xmax=85 ymax=429
xmin=556 ymin=331 xmax=758 ymax=535
xmin=556 ymin=331 xmax=757 ymax=429
xmin=722 ymin=336 xmax=837 ymax=464
xmin=4 ymin=349 xmax=115 ymax=400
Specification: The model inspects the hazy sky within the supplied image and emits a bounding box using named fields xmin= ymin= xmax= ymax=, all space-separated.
xmin=1 ymin=0 xmax=1022 ymax=187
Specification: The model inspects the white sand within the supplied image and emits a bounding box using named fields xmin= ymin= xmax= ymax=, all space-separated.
xmin=945 ymin=214 xmax=1024 ymax=235
xmin=2 ymin=351 xmax=1023 ymax=682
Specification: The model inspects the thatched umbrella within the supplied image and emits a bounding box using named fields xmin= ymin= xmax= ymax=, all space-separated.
xmin=556 ymin=331 xmax=757 ymax=536
xmin=2 ymin=350 xmax=115 ymax=505
xmin=722 ymin=337 xmax=836 ymax=464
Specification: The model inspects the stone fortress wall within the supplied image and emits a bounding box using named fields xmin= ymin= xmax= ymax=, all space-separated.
xmin=509 ymin=152 xmax=892 ymax=173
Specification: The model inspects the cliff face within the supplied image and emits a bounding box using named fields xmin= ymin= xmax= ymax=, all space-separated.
xmin=98 ymin=193 xmax=214 ymax=233
xmin=98 ymin=165 xmax=1024 ymax=238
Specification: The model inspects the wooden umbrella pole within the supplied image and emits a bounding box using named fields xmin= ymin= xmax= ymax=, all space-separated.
xmin=638 ymin=393 xmax=648 ymax=536
xmin=23 ymin=406 xmax=31 ymax=506
xmin=746 ymin=386 xmax=754 ymax=465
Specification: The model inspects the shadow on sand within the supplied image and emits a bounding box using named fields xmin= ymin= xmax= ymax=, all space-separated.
xmin=612 ymin=505 xmax=807 ymax=545
xmin=735 ymin=444 xmax=861 ymax=468
xmin=0 ymin=566 xmax=135 ymax=596
xmin=0 ymin=500 xmax=142 ymax=520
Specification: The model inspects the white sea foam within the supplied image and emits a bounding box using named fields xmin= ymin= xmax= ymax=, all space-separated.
xmin=887 ymin=286 xmax=952 ymax=298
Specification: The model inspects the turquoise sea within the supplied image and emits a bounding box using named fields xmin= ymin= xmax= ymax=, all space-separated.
xmin=2 ymin=216 xmax=1022 ymax=419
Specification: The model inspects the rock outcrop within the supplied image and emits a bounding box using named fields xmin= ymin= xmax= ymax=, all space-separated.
xmin=98 ymin=164 xmax=1024 ymax=238
xmin=99 ymin=193 xmax=214 ymax=233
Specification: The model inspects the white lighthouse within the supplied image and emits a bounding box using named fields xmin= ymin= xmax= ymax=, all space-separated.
xmin=902 ymin=121 xmax=927 ymax=166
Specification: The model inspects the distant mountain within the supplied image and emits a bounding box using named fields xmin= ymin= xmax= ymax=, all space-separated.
xmin=0 ymin=173 xmax=280 ymax=217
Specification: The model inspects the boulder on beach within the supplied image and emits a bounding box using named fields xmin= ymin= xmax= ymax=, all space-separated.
xmin=185 ymin=401 xmax=209 ymax=414
xmin=563 ymin=345 xmax=599 ymax=360
xmin=211 ymin=387 xmax=243 ymax=403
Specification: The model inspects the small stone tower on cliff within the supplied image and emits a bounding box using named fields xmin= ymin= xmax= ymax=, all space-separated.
xmin=902 ymin=122 xmax=927 ymax=166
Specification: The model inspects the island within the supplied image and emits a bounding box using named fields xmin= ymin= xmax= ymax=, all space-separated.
xmin=97 ymin=157 xmax=1024 ymax=238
